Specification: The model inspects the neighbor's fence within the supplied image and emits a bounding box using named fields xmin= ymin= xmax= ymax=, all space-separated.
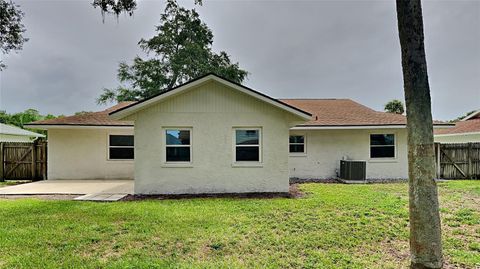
xmin=436 ymin=142 xmax=480 ymax=179
xmin=0 ymin=139 xmax=47 ymax=181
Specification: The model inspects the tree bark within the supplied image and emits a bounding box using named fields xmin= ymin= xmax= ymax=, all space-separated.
xmin=395 ymin=1 xmax=443 ymax=268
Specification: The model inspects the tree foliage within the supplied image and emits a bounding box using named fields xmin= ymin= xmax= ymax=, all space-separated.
xmin=384 ymin=99 xmax=405 ymax=114
xmin=0 ymin=109 xmax=59 ymax=129
xmin=97 ymin=0 xmax=247 ymax=104
xmin=0 ymin=0 xmax=28 ymax=70
xmin=92 ymin=0 xmax=202 ymax=20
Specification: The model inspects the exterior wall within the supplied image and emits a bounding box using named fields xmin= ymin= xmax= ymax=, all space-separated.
xmin=289 ymin=128 xmax=408 ymax=179
xmin=47 ymin=128 xmax=134 ymax=180
xmin=0 ymin=134 xmax=34 ymax=142
xmin=434 ymin=133 xmax=480 ymax=143
xmin=130 ymin=81 xmax=297 ymax=194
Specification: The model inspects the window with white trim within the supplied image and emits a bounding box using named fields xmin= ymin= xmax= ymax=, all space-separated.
xmin=108 ymin=135 xmax=134 ymax=160
xmin=165 ymin=129 xmax=191 ymax=162
xmin=370 ymin=134 xmax=395 ymax=158
xmin=289 ymin=135 xmax=305 ymax=153
xmin=234 ymin=128 xmax=261 ymax=162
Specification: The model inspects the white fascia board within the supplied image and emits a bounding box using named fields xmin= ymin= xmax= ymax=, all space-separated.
xmin=434 ymin=131 xmax=480 ymax=137
xmin=24 ymin=125 xmax=134 ymax=130
xmin=109 ymin=75 xmax=312 ymax=121
xmin=291 ymin=124 xmax=453 ymax=130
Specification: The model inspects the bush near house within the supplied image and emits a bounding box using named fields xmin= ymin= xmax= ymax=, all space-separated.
xmin=0 ymin=181 xmax=478 ymax=268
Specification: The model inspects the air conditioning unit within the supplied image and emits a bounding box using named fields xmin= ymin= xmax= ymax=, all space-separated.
xmin=340 ymin=160 xmax=366 ymax=181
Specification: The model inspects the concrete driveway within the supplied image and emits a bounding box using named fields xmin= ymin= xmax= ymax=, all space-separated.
xmin=0 ymin=179 xmax=133 ymax=195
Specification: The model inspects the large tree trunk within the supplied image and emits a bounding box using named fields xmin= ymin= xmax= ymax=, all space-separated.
xmin=395 ymin=1 xmax=443 ymax=268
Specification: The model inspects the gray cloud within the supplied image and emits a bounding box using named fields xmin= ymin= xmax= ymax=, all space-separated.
xmin=1 ymin=0 xmax=478 ymax=120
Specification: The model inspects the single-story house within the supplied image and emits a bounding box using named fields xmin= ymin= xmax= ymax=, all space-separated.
xmin=434 ymin=109 xmax=480 ymax=143
xmin=0 ymin=123 xmax=45 ymax=142
xmin=26 ymin=74 xmax=452 ymax=194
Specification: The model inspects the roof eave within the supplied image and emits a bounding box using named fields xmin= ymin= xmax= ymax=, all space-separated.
xmin=24 ymin=124 xmax=134 ymax=130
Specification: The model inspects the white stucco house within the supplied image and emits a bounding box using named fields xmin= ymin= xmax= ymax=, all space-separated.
xmin=0 ymin=123 xmax=45 ymax=142
xmin=26 ymin=74 xmax=451 ymax=194
xmin=434 ymin=109 xmax=480 ymax=143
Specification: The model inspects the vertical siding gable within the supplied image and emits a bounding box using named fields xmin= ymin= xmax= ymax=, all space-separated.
xmin=142 ymin=81 xmax=284 ymax=115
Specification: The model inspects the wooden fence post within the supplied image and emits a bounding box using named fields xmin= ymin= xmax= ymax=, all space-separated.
xmin=436 ymin=143 xmax=441 ymax=179
xmin=31 ymin=141 xmax=36 ymax=180
xmin=0 ymin=142 xmax=4 ymax=182
xmin=468 ymin=142 xmax=472 ymax=179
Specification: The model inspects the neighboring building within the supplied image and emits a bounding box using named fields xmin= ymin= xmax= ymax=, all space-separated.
xmin=26 ymin=74 xmax=452 ymax=194
xmin=434 ymin=110 xmax=480 ymax=143
xmin=0 ymin=123 xmax=45 ymax=142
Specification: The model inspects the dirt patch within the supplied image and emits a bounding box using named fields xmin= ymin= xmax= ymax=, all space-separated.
xmin=122 ymin=184 xmax=305 ymax=201
xmin=290 ymin=178 xmax=340 ymax=184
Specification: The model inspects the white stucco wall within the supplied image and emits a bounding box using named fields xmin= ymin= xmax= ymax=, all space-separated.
xmin=47 ymin=128 xmax=134 ymax=180
xmin=128 ymin=81 xmax=300 ymax=194
xmin=289 ymin=128 xmax=408 ymax=179
xmin=434 ymin=133 xmax=480 ymax=143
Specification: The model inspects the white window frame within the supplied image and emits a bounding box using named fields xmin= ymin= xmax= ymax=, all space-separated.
xmin=107 ymin=133 xmax=134 ymax=161
xmin=289 ymin=134 xmax=307 ymax=156
xmin=232 ymin=127 xmax=262 ymax=166
xmin=369 ymin=133 xmax=396 ymax=160
xmin=163 ymin=127 xmax=193 ymax=165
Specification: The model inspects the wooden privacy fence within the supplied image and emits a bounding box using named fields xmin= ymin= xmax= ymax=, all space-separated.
xmin=436 ymin=142 xmax=480 ymax=179
xmin=0 ymin=140 xmax=47 ymax=181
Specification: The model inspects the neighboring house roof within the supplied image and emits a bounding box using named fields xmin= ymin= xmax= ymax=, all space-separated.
xmin=281 ymin=99 xmax=452 ymax=129
xmin=435 ymin=118 xmax=480 ymax=136
xmin=461 ymin=109 xmax=480 ymax=121
xmin=25 ymin=102 xmax=135 ymax=129
xmin=0 ymin=123 xmax=45 ymax=142
xmin=109 ymin=73 xmax=313 ymax=121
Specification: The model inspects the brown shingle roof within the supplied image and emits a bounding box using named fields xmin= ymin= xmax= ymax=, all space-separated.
xmin=435 ymin=118 xmax=480 ymax=135
xmin=280 ymin=99 xmax=409 ymax=126
xmin=28 ymin=98 xmax=451 ymax=128
xmin=27 ymin=102 xmax=135 ymax=126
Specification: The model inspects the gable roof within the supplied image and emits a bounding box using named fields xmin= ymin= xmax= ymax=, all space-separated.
xmin=108 ymin=73 xmax=312 ymax=121
xmin=280 ymin=99 xmax=453 ymax=129
xmin=0 ymin=123 xmax=45 ymax=137
xmin=25 ymin=102 xmax=135 ymax=129
xmin=462 ymin=109 xmax=480 ymax=121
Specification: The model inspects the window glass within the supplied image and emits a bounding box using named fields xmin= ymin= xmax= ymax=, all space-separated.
xmin=110 ymin=135 xmax=134 ymax=147
xmin=109 ymin=148 xmax=134 ymax=159
xmin=236 ymin=146 xmax=260 ymax=161
xmin=289 ymin=135 xmax=304 ymax=144
xmin=290 ymin=144 xmax=305 ymax=153
xmin=234 ymin=129 xmax=261 ymax=162
xmin=166 ymin=147 xmax=190 ymax=162
xmin=370 ymin=147 xmax=395 ymax=158
xmin=236 ymin=130 xmax=259 ymax=145
xmin=109 ymin=135 xmax=134 ymax=160
xmin=370 ymin=134 xmax=395 ymax=158
xmin=370 ymin=134 xmax=395 ymax=146
xmin=289 ymin=135 xmax=305 ymax=153
xmin=166 ymin=130 xmax=190 ymax=145
xmin=165 ymin=129 xmax=191 ymax=163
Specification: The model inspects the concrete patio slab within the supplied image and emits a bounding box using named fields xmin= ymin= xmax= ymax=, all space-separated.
xmin=74 ymin=193 xmax=128 ymax=201
xmin=0 ymin=179 xmax=133 ymax=195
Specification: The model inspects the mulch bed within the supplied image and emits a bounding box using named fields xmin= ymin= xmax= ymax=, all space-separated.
xmin=121 ymin=184 xmax=305 ymax=201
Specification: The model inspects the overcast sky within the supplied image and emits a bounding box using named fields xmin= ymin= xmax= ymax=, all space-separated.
xmin=0 ymin=0 xmax=479 ymax=120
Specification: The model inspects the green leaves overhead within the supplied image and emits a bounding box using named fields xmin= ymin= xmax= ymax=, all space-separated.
xmin=97 ymin=0 xmax=248 ymax=104
xmin=0 ymin=0 xmax=28 ymax=70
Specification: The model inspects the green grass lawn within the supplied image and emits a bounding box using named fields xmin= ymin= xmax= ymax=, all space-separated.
xmin=0 ymin=181 xmax=478 ymax=269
